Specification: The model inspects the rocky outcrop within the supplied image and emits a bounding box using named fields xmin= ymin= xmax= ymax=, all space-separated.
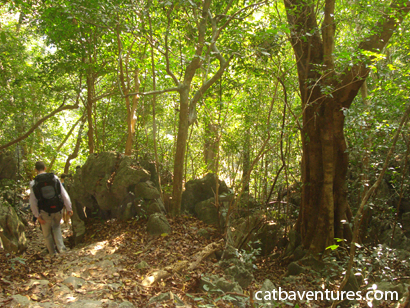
xmin=0 ymin=201 xmax=27 ymax=252
xmin=199 ymin=274 xmax=243 ymax=294
xmin=65 ymin=152 xmax=166 ymax=243
xmin=181 ymin=173 xmax=229 ymax=214
xmin=227 ymin=210 xmax=282 ymax=254
xmin=224 ymin=260 xmax=254 ymax=289
xmin=199 ymin=274 xmax=249 ymax=307
xmin=194 ymin=196 xmax=229 ymax=227
xmin=147 ymin=213 xmax=171 ymax=236
xmin=368 ymin=216 xmax=410 ymax=252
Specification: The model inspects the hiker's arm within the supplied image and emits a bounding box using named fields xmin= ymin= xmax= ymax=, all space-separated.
xmin=29 ymin=183 xmax=39 ymax=218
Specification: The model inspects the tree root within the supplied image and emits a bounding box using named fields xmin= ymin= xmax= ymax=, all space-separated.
xmin=141 ymin=239 xmax=224 ymax=286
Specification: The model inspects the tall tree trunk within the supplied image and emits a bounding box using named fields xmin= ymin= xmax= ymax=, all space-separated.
xmin=86 ymin=73 xmax=95 ymax=154
xmin=124 ymin=69 xmax=140 ymax=156
xmin=204 ymin=122 xmax=219 ymax=173
xmin=171 ymin=86 xmax=190 ymax=216
xmin=359 ymin=81 xmax=373 ymax=241
xmin=116 ymin=26 xmax=142 ymax=157
xmin=150 ymin=14 xmax=163 ymax=200
xmin=285 ymin=0 xmax=410 ymax=255
xmin=64 ymin=119 xmax=85 ymax=174
xmin=168 ymin=0 xmax=231 ymax=215
xmin=297 ymin=97 xmax=350 ymax=253
xmin=242 ymin=118 xmax=251 ymax=195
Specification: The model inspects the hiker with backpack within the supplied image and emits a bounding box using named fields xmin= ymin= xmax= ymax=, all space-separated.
xmin=29 ymin=161 xmax=73 ymax=255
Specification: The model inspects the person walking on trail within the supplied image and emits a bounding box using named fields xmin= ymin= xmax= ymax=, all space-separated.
xmin=29 ymin=161 xmax=73 ymax=255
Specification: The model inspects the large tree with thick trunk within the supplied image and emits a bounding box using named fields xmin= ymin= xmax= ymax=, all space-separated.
xmin=284 ymin=0 xmax=410 ymax=254
xmin=146 ymin=0 xmax=263 ymax=216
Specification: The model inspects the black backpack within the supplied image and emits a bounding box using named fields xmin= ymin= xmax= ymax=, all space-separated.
xmin=33 ymin=173 xmax=64 ymax=214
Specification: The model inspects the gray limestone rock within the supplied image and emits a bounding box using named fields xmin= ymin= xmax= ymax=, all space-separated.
xmin=227 ymin=210 xmax=281 ymax=254
xmin=144 ymin=199 xmax=166 ymax=216
xmin=197 ymin=228 xmax=211 ymax=239
xmin=10 ymin=294 xmax=31 ymax=307
xmin=0 ymin=201 xmax=27 ymax=252
xmin=135 ymin=181 xmax=160 ymax=200
xmin=181 ymin=173 xmax=229 ymax=214
xmin=224 ymin=262 xmax=254 ymax=289
xmin=119 ymin=301 xmax=135 ymax=308
xmin=199 ymin=274 xmax=243 ymax=294
xmin=63 ymin=276 xmax=86 ymax=289
xmin=136 ymin=261 xmax=149 ymax=269
xmin=221 ymin=245 xmax=238 ymax=260
xmin=287 ymin=262 xmax=305 ymax=276
xmin=148 ymin=291 xmax=185 ymax=306
xmin=64 ymin=152 xmax=171 ymax=242
xmin=299 ymin=254 xmax=325 ymax=272
xmin=67 ymin=300 xmax=105 ymax=308
xmin=195 ymin=197 xmax=220 ymax=226
xmin=381 ymin=228 xmax=410 ymax=252
xmin=147 ymin=213 xmax=171 ymax=236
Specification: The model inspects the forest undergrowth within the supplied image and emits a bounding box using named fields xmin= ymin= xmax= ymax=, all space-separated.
xmin=0 ymin=209 xmax=405 ymax=307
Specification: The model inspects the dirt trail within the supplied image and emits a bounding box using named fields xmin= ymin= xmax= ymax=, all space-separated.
xmin=1 ymin=213 xmax=224 ymax=307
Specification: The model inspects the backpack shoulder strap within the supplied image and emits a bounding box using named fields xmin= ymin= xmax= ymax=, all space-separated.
xmin=32 ymin=178 xmax=42 ymax=200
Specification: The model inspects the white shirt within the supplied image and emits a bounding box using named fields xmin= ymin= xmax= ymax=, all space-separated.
xmin=29 ymin=173 xmax=72 ymax=218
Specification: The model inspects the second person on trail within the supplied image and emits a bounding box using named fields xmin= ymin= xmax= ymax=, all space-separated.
xmin=29 ymin=161 xmax=73 ymax=255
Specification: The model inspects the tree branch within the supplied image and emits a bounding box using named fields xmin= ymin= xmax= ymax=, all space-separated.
xmin=216 ymin=1 xmax=266 ymax=41
xmin=125 ymin=87 xmax=180 ymax=97
xmin=64 ymin=117 xmax=86 ymax=174
xmin=94 ymin=92 xmax=113 ymax=102
xmin=0 ymin=103 xmax=79 ymax=151
xmin=165 ymin=4 xmax=180 ymax=86
xmin=188 ymin=56 xmax=232 ymax=125
xmin=339 ymin=0 xmax=410 ymax=105
xmin=184 ymin=0 xmax=212 ymax=83
xmin=48 ymin=114 xmax=85 ymax=171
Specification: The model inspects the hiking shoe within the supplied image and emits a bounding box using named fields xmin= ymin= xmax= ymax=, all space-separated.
xmin=58 ymin=247 xmax=70 ymax=254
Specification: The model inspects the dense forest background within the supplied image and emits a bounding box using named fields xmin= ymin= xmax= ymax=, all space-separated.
xmin=2 ymin=0 xmax=410 ymax=306
xmin=2 ymin=0 xmax=410 ymax=229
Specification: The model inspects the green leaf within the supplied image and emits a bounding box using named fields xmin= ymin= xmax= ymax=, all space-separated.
xmin=0 ymin=32 xmax=6 ymax=44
